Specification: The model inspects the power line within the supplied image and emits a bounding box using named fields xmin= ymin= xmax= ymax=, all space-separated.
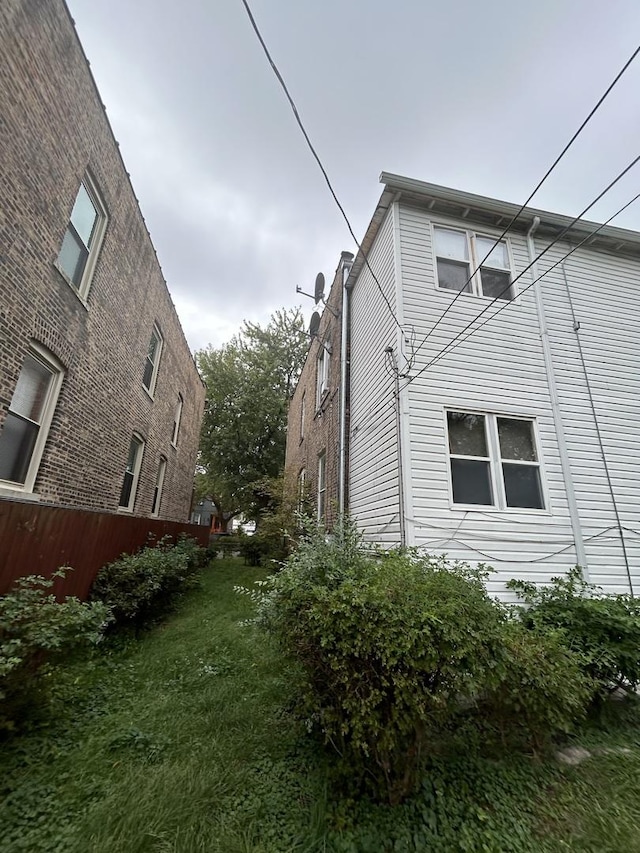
xmin=238 ymin=0 xmax=403 ymax=332
xmin=410 ymin=43 xmax=640 ymax=359
xmin=404 ymin=154 xmax=640 ymax=387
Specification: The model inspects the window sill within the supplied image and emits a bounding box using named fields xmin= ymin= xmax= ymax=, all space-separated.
xmin=435 ymin=285 xmax=517 ymax=304
xmin=170 ymin=440 xmax=178 ymax=450
xmin=142 ymin=385 xmax=155 ymax=402
xmin=0 ymin=485 xmax=41 ymax=502
xmin=53 ymin=262 xmax=90 ymax=309
xmin=116 ymin=506 xmax=134 ymax=514
xmin=449 ymin=502 xmax=551 ymax=516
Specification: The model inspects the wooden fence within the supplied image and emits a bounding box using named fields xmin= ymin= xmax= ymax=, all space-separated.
xmin=0 ymin=498 xmax=209 ymax=600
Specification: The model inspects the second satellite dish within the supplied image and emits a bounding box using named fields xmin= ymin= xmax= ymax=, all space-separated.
xmin=309 ymin=311 xmax=321 ymax=338
xmin=314 ymin=273 xmax=325 ymax=304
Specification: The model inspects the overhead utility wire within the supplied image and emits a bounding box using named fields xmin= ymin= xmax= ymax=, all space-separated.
xmin=410 ymin=42 xmax=640 ymax=359
xmin=404 ymin=157 xmax=640 ymax=387
xmin=239 ymin=0 xmax=402 ymax=332
xmin=357 ymin=180 xmax=640 ymax=428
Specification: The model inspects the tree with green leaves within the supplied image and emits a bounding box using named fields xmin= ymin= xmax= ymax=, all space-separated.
xmin=196 ymin=308 xmax=308 ymax=531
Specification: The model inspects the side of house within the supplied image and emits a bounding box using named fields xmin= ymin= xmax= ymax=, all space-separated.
xmin=347 ymin=173 xmax=640 ymax=597
xmin=0 ymin=0 xmax=205 ymax=521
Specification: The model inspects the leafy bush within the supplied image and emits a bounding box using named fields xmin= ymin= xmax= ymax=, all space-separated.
xmin=0 ymin=569 xmax=110 ymax=731
xmin=90 ymin=537 xmax=202 ymax=628
xmin=507 ymin=568 xmax=640 ymax=699
xmin=478 ymin=623 xmax=591 ymax=750
xmin=256 ymin=523 xmax=510 ymax=803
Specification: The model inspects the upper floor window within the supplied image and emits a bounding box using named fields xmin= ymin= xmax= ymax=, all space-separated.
xmin=171 ymin=394 xmax=183 ymax=446
xmin=434 ymin=227 xmax=514 ymax=301
xmin=300 ymin=391 xmax=306 ymax=441
xmin=316 ymin=345 xmax=329 ymax=407
xmin=317 ymin=451 xmax=327 ymax=522
xmin=446 ymin=411 xmax=544 ymax=510
xmin=298 ymin=467 xmax=306 ymax=513
xmin=143 ymin=325 xmax=163 ymax=396
xmin=118 ymin=434 xmax=145 ymax=511
xmin=0 ymin=345 xmax=64 ymax=491
xmin=56 ymin=176 xmax=107 ymax=300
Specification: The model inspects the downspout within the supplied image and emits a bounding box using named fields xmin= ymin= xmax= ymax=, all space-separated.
xmin=526 ymin=217 xmax=588 ymax=575
xmin=338 ymin=251 xmax=354 ymax=516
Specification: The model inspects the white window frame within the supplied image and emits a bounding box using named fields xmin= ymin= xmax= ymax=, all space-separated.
xmin=300 ymin=391 xmax=306 ymax=441
xmin=298 ymin=467 xmax=306 ymax=513
xmin=317 ymin=451 xmax=326 ymax=522
xmin=432 ymin=225 xmax=515 ymax=301
xmin=55 ymin=173 xmax=108 ymax=302
xmin=151 ymin=456 xmax=167 ymax=517
xmin=444 ymin=409 xmax=547 ymax=512
xmin=118 ymin=433 xmax=145 ymax=512
xmin=142 ymin=324 xmax=163 ymax=397
xmin=316 ymin=344 xmax=330 ymax=408
xmin=0 ymin=343 xmax=64 ymax=495
xmin=171 ymin=394 xmax=183 ymax=447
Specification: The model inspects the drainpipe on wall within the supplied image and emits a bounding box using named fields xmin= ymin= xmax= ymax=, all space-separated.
xmin=338 ymin=251 xmax=354 ymax=517
xmin=526 ymin=217 xmax=588 ymax=575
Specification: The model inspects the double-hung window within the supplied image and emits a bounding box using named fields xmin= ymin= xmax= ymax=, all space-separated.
xmin=434 ymin=227 xmax=514 ymax=301
xmin=317 ymin=452 xmax=326 ymax=522
xmin=171 ymin=394 xmax=183 ymax=446
xmin=151 ymin=456 xmax=167 ymax=517
xmin=300 ymin=391 xmax=306 ymax=441
xmin=56 ymin=176 xmax=107 ymax=299
xmin=118 ymin=434 xmax=145 ymax=511
xmin=446 ymin=411 xmax=544 ymax=510
xmin=298 ymin=467 xmax=306 ymax=513
xmin=316 ymin=345 xmax=329 ymax=407
xmin=143 ymin=325 xmax=163 ymax=396
xmin=0 ymin=345 xmax=64 ymax=491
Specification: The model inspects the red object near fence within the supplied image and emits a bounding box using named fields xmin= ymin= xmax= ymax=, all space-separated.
xmin=0 ymin=498 xmax=209 ymax=600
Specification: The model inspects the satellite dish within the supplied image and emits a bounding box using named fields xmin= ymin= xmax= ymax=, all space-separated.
xmin=314 ymin=272 xmax=325 ymax=304
xmin=309 ymin=311 xmax=321 ymax=338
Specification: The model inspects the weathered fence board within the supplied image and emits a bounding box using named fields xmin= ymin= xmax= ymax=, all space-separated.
xmin=0 ymin=498 xmax=208 ymax=599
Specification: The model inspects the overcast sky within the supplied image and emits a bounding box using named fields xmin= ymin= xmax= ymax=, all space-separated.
xmin=66 ymin=0 xmax=640 ymax=353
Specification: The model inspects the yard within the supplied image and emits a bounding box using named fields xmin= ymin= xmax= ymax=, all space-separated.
xmin=2 ymin=558 xmax=640 ymax=852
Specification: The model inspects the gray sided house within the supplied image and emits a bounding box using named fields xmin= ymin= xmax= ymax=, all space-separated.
xmin=0 ymin=0 xmax=205 ymax=521
xmin=286 ymin=172 xmax=640 ymax=599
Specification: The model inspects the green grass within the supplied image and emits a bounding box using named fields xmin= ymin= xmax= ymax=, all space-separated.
xmin=2 ymin=558 xmax=640 ymax=852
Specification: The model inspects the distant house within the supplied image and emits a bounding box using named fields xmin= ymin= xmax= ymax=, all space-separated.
xmin=0 ymin=0 xmax=205 ymax=521
xmin=285 ymin=173 xmax=640 ymax=598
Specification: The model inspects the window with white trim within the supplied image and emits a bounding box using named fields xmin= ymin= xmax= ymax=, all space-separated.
xmin=0 ymin=346 xmax=64 ymax=491
xmin=434 ymin=227 xmax=514 ymax=301
xmin=56 ymin=176 xmax=107 ymax=299
xmin=316 ymin=345 xmax=329 ymax=407
xmin=300 ymin=391 xmax=306 ymax=441
xmin=151 ymin=456 xmax=167 ymax=517
xmin=298 ymin=467 xmax=306 ymax=513
xmin=317 ymin=452 xmax=326 ymax=522
xmin=446 ymin=411 xmax=544 ymax=510
xmin=118 ymin=434 xmax=145 ymax=511
xmin=143 ymin=325 xmax=163 ymax=395
xmin=171 ymin=394 xmax=183 ymax=446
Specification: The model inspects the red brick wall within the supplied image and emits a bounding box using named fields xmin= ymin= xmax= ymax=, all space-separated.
xmin=0 ymin=0 xmax=205 ymax=520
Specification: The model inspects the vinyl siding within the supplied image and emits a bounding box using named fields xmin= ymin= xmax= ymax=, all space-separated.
xmin=349 ymin=209 xmax=400 ymax=544
xmin=397 ymin=204 xmax=580 ymax=599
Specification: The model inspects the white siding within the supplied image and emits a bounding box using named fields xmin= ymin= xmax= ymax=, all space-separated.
xmin=349 ymin=209 xmax=400 ymax=544
xmin=398 ymin=204 xmax=580 ymax=599
xmin=538 ymin=240 xmax=640 ymax=595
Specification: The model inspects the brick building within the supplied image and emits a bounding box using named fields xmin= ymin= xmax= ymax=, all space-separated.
xmin=284 ymin=253 xmax=353 ymax=527
xmin=0 ymin=0 xmax=205 ymax=521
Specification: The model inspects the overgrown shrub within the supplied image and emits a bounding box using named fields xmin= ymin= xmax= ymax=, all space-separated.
xmin=508 ymin=568 xmax=640 ymax=699
xmin=0 ymin=569 xmax=110 ymax=731
xmin=90 ymin=537 xmax=202 ymax=628
xmin=255 ymin=523 xmax=510 ymax=803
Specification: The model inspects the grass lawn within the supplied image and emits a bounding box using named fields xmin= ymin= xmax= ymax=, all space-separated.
xmin=2 ymin=558 xmax=640 ymax=852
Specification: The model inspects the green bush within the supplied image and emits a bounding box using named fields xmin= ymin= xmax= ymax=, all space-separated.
xmin=507 ymin=568 xmax=640 ymax=699
xmin=257 ymin=523 xmax=510 ymax=803
xmin=90 ymin=537 xmax=202 ymax=628
xmin=0 ymin=569 xmax=110 ymax=731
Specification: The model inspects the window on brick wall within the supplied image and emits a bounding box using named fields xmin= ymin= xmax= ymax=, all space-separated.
xmin=171 ymin=394 xmax=183 ymax=446
xmin=56 ymin=175 xmax=107 ymax=300
xmin=317 ymin=451 xmax=326 ymax=523
xmin=143 ymin=325 xmax=163 ymax=396
xmin=118 ymin=434 xmax=145 ymax=511
xmin=300 ymin=391 xmax=306 ymax=441
xmin=316 ymin=345 xmax=329 ymax=407
xmin=0 ymin=344 xmax=64 ymax=492
xmin=151 ymin=456 xmax=167 ymax=517
xmin=298 ymin=467 xmax=306 ymax=513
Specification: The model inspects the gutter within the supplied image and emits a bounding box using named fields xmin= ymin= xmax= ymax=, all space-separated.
xmin=338 ymin=251 xmax=354 ymax=516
